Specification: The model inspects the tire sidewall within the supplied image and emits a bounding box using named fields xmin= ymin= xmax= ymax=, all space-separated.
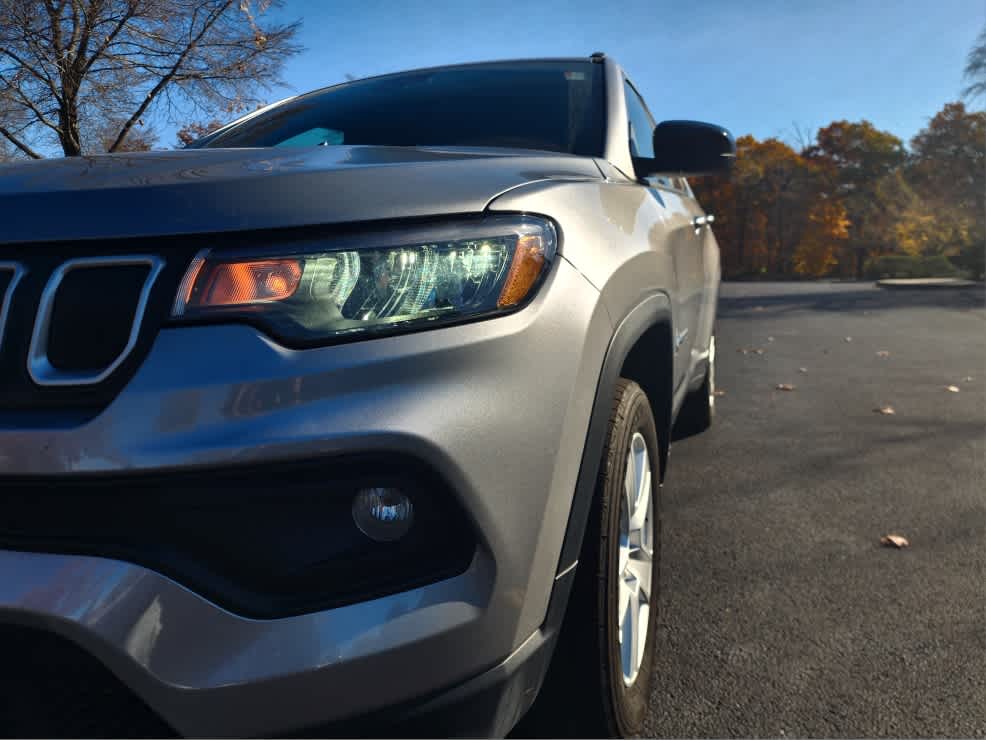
xmin=600 ymin=384 xmax=661 ymax=736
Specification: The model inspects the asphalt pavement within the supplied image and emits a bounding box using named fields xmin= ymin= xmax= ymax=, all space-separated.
xmin=643 ymin=281 xmax=986 ymax=738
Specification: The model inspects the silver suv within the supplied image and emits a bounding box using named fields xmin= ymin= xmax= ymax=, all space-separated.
xmin=0 ymin=54 xmax=732 ymax=737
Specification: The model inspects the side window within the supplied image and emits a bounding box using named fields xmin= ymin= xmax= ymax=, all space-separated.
xmin=625 ymin=79 xmax=680 ymax=191
xmin=623 ymin=79 xmax=655 ymax=159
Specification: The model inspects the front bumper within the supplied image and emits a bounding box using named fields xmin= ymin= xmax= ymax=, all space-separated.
xmin=2 ymin=565 xmax=575 ymax=738
xmin=0 ymin=257 xmax=611 ymax=736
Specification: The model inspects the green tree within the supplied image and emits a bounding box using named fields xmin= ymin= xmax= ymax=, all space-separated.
xmin=909 ymin=102 xmax=986 ymax=274
xmin=964 ymin=25 xmax=986 ymax=101
xmin=909 ymin=102 xmax=985 ymax=225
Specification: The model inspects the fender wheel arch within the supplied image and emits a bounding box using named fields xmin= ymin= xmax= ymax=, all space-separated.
xmin=554 ymin=293 xmax=673 ymax=577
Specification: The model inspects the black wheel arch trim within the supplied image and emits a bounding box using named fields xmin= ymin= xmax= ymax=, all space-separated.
xmin=553 ymin=292 xmax=674 ymax=578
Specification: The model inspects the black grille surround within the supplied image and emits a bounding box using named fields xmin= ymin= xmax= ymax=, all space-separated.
xmin=0 ymin=239 xmax=198 ymax=415
xmin=0 ymin=455 xmax=478 ymax=619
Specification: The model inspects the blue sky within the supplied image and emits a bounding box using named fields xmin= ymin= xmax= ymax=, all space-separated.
xmin=167 ymin=0 xmax=983 ymax=148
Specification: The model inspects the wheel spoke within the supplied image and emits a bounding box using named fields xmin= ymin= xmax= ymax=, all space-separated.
xmin=631 ymin=465 xmax=651 ymax=532
xmin=617 ymin=431 xmax=655 ymax=688
xmin=626 ymin=552 xmax=652 ymax=600
xmin=624 ymin=452 xmax=636 ymax=520
xmin=626 ymin=584 xmax=641 ymax=681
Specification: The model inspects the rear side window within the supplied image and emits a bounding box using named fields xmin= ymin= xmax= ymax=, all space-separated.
xmin=202 ymin=61 xmax=606 ymax=157
xmin=624 ymin=79 xmax=655 ymax=159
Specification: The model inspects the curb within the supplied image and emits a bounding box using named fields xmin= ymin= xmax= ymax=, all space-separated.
xmin=876 ymin=278 xmax=983 ymax=289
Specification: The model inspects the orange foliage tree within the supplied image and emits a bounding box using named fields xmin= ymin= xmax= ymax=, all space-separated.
xmin=692 ymin=136 xmax=824 ymax=277
xmin=793 ymin=200 xmax=849 ymax=276
xmin=691 ymin=103 xmax=982 ymax=279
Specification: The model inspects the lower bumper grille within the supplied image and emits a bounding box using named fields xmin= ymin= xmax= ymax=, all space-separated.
xmin=0 ymin=455 xmax=477 ymax=619
xmin=0 ymin=625 xmax=174 ymax=738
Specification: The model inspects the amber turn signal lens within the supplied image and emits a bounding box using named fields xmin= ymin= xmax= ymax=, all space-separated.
xmin=190 ymin=259 xmax=303 ymax=308
xmin=498 ymin=235 xmax=547 ymax=308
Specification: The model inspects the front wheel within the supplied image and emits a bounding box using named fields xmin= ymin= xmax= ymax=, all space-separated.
xmin=520 ymin=379 xmax=660 ymax=737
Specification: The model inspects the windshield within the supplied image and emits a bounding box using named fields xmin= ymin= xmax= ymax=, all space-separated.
xmin=199 ymin=60 xmax=606 ymax=155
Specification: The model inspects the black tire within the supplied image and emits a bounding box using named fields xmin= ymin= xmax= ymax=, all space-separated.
xmin=672 ymin=334 xmax=716 ymax=440
xmin=518 ymin=379 xmax=661 ymax=738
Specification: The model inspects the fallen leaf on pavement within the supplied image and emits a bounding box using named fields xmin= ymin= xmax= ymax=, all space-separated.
xmin=713 ymin=389 xmax=726 ymax=397
xmin=752 ymin=306 xmax=765 ymax=312
xmin=880 ymin=534 xmax=909 ymax=548
xmin=776 ymin=383 xmax=795 ymax=391
xmin=767 ymin=336 xmax=775 ymax=343
xmin=946 ymin=385 xmax=960 ymax=393
xmin=876 ymin=350 xmax=890 ymax=358
xmin=874 ymin=406 xmax=895 ymax=415
xmin=964 ymin=376 xmax=974 ymax=382
xmin=844 ymin=336 xmax=853 ymax=342
xmin=799 ymin=367 xmax=808 ymax=373
xmin=754 ymin=348 xmax=765 ymax=355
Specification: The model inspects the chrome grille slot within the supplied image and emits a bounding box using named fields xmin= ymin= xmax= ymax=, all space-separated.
xmin=27 ymin=256 xmax=165 ymax=387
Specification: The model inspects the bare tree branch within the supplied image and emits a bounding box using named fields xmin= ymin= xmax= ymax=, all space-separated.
xmin=0 ymin=72 xmax=63 ymax=132
xmin=0 ymin=0 xmax=302 ymax=156
xmin=108 ymin=0 xmax=231 ymax=151
xmin=0 ymin=123 xmax=43 ymax=157
xmin=79 ymin=2 xmax=139 ymax=76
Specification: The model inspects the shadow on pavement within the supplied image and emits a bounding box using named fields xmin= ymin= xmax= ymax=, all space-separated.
xmin=718 ymin=283 xmax=985 ymax=319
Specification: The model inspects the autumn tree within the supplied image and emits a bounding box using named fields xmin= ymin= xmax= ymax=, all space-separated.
xmin=0 ymin=0 xmax=301 ymax=158
xmin=693 ymin=135 xmax=822 ymax=276
xmin=793 ymin=200 xmax=849 ymax=276
xmin=805 ymin=121 xmax=907 ymax=277
xmin=176 ymin=118 xmax=224 ymax=146
xmin=893 ymin=198 xmax=963 ymax=257
xmin=694 ymin=105 xmax=983 ymax=280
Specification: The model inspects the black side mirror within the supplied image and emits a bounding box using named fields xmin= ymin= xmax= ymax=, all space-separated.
xmin=633 ymin=120 xmax=735 ymax=178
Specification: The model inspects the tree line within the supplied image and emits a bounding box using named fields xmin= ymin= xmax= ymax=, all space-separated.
xmin=1 ymin=4 xmax=983 ymax=282
xmin=691 ymin=103 xmax=985 ymax=280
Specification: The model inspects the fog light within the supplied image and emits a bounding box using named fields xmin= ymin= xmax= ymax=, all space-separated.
xmin=352 ymin=487 xmax=414 ymax=542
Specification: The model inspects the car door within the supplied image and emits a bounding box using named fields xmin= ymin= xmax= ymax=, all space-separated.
xmin=624 ymin=79 xmax=705 ymax=391
xmin=681 ymin=178 xmax=720 ymax=368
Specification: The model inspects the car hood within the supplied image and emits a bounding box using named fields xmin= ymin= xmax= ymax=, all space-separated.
xmin=0 ymin=146 xmax=601 ymax=244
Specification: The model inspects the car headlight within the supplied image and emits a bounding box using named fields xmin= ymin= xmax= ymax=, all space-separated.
xmin=171 ymin=216 xmax=557 ymax=345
